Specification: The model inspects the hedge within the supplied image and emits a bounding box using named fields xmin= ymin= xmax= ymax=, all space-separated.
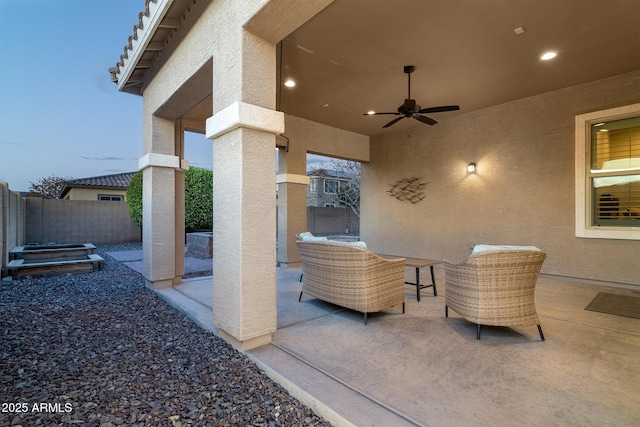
xmin=126 ymin=167 xmax=213 ymax=231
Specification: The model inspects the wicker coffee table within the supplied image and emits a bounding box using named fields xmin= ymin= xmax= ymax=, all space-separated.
xmin=377 ymin=255 xmax=442 ymax=302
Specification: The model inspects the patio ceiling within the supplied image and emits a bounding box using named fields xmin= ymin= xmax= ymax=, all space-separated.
xmin=278 ymin=0 xmax=640 ymax=136
xmin=115 ymin=0 xmax=640 ymax=137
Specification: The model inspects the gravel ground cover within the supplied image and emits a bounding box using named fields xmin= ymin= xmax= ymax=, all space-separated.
xmin=0 ymin=243 xmax=331 ymax=426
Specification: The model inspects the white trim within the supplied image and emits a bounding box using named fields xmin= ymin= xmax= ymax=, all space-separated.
xmin=275 ymin=174 xmax=311 ymax=185
xmin=575 ymin=103 xmax=640 ymax=240
xmin=139 ymin=153 xmax=181 ymax=170
xmin=206 ymin=101 xmax=285 ymax=140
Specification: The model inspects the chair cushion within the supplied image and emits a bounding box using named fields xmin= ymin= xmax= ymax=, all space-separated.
xmin=298 ymin=232 xmax=366 ymax=248
xmin=331 ymin=240 xmax=368 ymax=249
xmin=298 ymin=231 xmax=329 ymax=242
xmin=472 ymin=244 xmax=541 ymax=255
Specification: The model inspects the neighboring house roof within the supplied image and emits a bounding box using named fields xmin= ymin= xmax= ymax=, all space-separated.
xmin=307 ymin=169 xmax=354 ymax=180
xmin=60 ymin=172 xmax=137 ymax=199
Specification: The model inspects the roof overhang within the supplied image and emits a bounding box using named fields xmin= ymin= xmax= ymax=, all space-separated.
xmin=110 ymin=0 xmax=188 ymax=95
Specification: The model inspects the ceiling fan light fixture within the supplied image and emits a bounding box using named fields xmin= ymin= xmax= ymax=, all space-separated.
xmin=540 ymin=51 xmax=557 ymax=61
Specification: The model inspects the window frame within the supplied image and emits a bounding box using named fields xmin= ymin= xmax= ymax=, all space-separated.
xmin=324 ymin=179 xmax=339 ymax=194
xmin=99 ymin=194 xmax=123 ymax=201
xmin=575 ymin=103 xmax=640 ymax=240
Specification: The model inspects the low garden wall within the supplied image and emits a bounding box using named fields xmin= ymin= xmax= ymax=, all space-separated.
xmin=186 ymin=232 xmax=213 ymax=259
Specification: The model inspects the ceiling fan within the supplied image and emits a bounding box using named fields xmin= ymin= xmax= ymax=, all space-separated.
xmin=364 ymin=65 xmax=460 ymax=128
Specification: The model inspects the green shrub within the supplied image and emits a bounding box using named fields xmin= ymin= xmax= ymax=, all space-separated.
xmin=125 ymin=167 xmax=213 ymax=231
xmin=185 ymin=167 xmax=213 ymax=231
xmin=126 ymin=171 xmax=143 ymax=227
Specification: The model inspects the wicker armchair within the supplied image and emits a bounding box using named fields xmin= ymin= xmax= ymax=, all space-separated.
xmin=444 ymin=247 xmax=547 ymax=340
xmin=296 ymin=240 xmax=406 ymax=324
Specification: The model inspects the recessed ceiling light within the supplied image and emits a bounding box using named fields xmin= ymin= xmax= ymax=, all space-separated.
xmin=599 ymin=128 xmax=609 ymax=132
xmin=367 ymin=110 xmax=375 ymax=115
xmin=284 ymin=79 xmax=296 ymax=87
xmin=540 ymin=51 xmax=557 ymax=61
xmin=513 ymin=27 xmax=524 ymax=35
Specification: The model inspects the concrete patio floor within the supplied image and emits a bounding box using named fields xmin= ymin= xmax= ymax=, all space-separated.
xmin=151 ymin=264 xmax=639 ymax=427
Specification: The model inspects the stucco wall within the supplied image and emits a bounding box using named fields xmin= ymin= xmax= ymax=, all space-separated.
xmin=284 ymin=114 xmax=369 ymax=162
xmin=64 ymin=188 xmax=128 ymax=201
xmin=361 ymin=70 xmax=640 ymax=286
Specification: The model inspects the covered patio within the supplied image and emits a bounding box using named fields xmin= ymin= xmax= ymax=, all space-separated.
xmin=110 ymin=0 xmax=640 ymax=351
xmin=108 ymin=2 xmax=640 ymax=422
xmin=156 ymin=267 xmax=640 ymax=426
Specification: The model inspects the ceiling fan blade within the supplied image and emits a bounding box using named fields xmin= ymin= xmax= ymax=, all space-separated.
xmin=414 ymin=115 xmax=437 ymax=126
xmin=418 ymin=105 xmax=460 ymax=114
xmin=383 ymin=116 xmax=405 ymax=128
xmin=363 ymin=112 xmax=401 ymax=115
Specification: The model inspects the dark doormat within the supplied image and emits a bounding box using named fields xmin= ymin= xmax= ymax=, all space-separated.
xmin=585 ymin=292 xmax=640 ymax=319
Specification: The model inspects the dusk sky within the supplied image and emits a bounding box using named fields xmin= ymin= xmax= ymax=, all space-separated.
xmin=0 ymin=0 xmax=334 ymax=192
xmin=0 ymin=0 xmax=213 ymax=191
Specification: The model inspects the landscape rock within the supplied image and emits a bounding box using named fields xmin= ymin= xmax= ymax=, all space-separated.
xmin=0 ymin=243 xmax=331 ymax=426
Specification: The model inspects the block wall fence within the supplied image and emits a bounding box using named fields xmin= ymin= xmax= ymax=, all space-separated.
xmin=306 ymin=206 xmax=360 ymax=236
xmin=1 ymin=183 xmax=26 ymax=271
xmin=24 ymin=198 xmax=142 ymax=246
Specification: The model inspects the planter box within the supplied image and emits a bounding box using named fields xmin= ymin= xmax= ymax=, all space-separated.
xmin=186 ymin=232 xmax=213 ymax=259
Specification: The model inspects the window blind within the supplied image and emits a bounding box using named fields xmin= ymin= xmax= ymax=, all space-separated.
xmin=591 ymin=118 xmax=640 ymax=225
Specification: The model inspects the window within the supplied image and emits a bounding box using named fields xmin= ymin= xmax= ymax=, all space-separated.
xmin=324 ymin=179 xmax=339 ymax=194
xmin=99 ymin=194 xmax=123 ymax=201
xmin=575 ymin=103 xmax=640 ymax=240
xmin=309 ymin=178 xmax=317 ymax=193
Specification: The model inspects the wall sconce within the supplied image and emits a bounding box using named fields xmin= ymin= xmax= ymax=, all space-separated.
xmin=467 ymin=162 xmax=476 ymax=173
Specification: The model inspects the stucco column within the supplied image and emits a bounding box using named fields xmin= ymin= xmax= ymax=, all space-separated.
xmin=205 ymin=29 xmax=283 ymax=350
xmin=207 ymin=103 xmax=282 ymax=351
xmin=276 ymin=142 xmax=308 ymax=267
xmin=140 ymin=116 xmax=186 ymax=289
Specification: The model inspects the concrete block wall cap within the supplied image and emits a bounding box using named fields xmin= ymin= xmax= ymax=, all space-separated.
xmin=206 ymin=101 xmax=285 ymax=140
xmin=138 ymin=153 xmax=181 ymax=170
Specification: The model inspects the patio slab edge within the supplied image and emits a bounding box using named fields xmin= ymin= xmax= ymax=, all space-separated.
xmin=155 ymin=287 xmax=218 ymax=334
xmin=247 ymin=344 xmax=419 ymax=427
